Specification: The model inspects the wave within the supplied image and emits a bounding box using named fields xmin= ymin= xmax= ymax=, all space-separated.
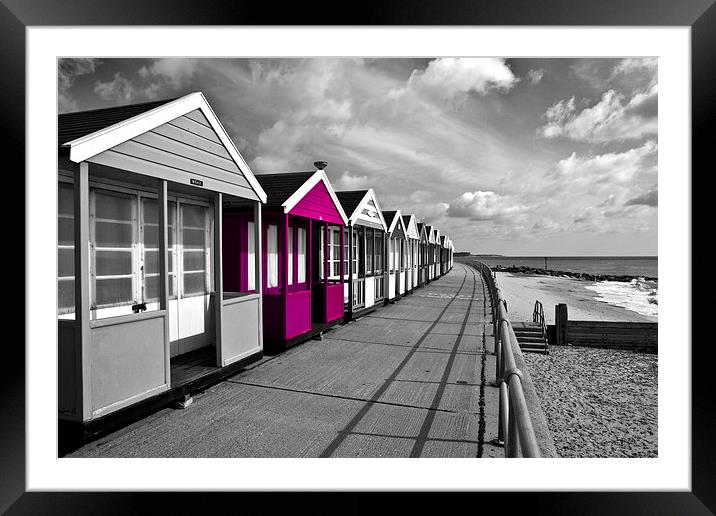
xmin=584 ymin=278 xmax=658 ymax=318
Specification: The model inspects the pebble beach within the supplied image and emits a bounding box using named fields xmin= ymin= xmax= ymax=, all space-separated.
xmin=524 ymin=347 xmax=657 ymax=458
xmin=495 ymin=271 xmax=658 ymax=458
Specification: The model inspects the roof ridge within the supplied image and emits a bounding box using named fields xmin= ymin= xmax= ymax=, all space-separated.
xmin=58 ymin=97 xmax=179 ymax=117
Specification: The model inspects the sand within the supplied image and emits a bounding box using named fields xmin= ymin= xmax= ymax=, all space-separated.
xmin=495 ymin=272 xmax=657 ymax=325
xmin=524 ymin=347 xmax=658 ymax=458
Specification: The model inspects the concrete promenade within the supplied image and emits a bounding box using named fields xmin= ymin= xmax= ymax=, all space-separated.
xmin=68 ymin=263 xmax=502 ymax=458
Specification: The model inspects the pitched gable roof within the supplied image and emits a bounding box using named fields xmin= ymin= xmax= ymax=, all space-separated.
xmin=336 ymin=190 xmax=369 ymax=218
xmin=254 ymin=172 xmax=315 ymax=207
xmin=59 ymin=98 xmax=177 ymax=145
xmin=60 ymin=92 xmax=267 ymax=203
xmin=254 ymin=169 xmax=348 ymax=224
xmin=382 ymin=210 xmax=407 ymax=236
xmin=337 ymin=189 xmax=387 ymax=230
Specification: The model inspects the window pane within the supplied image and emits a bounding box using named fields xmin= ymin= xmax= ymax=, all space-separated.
xmin=143 ymin=225 xmax=158 ymax=247
xmin=95 ymin=250 xmax=133 ymax=276
xmin=144 ymin=274 xmax=159 ymax=301
xmin=142 ymin=198 xmax=158 ymax=224
xmin=183 ymin=249 xmax=205 ymax=272
xmin=95 ymin=277 xmax=133 ymax=306
xmin=267 ymin=224 xmax=278 ymax=288
xmin=247 ymin=221 xmax=255 ymax=291
xmin=182 ymin=204 xmax=205 ymax=228
xmin=183 ymin=271 xmax=206 ymax=295
xmin=58 ymin=183 xmax=74 ymax=215
xmin=58 ymin=247 xmax=74 ymax=277
xmin=58 ymin=218 xmax=74 ymax=246
xmin=95 ymin=221 xmax=133 ymax=247
xmin=58 ymin=278 xmax=74 ymax=312
xmin=297 ymin=227 xmax=306 ymax=283
xmin=168 ymin=202 xmax=177 ymax=247
xmin=144 ymin=249 xmax=159 ymax=274
xmin=182 ymin=228 xmax=205 ymax=249
xmin=95 ymin=191 xmax=133 ymax=220
xmin=288 ymin=227 xmax=294 ymax=285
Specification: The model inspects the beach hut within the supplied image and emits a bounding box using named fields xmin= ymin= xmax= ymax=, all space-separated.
xmin=224 ymin=163 xmax=348 ymax=352
xmin=449 ymin=240 xmax=454 ymax=270
xmin=425 ymin=225 xmax=435 ymax=281
xmin=57 ymin=93 xmax=267 ymax=431
xmin=402 ymin=214 xmax=420 ymax=294
xmin=382 ymin=210 xmax=408 ymax=302
xmin=440 ymin=235 xmax=448 ymax=276
xmin=336 ymin=189 xmax=388 ymax=321
xmin=416 ymin=222 xmax=429 ymax=287
xmin=426 ymin=226 xmax=438 ymax=280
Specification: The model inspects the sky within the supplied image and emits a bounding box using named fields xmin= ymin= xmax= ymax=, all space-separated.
xmin=58 ymin=57 xmax=658 ymax=256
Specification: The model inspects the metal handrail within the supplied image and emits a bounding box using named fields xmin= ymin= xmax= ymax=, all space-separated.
xmin=469 ymin=260 xmax=541 ymax=458
xmin=533 ymin=300 xmax=548 ymax=344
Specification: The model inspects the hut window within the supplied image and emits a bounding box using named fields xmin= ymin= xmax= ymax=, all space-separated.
xmin=374 ymin=234 xmax=383 ymax=274
xmin=366 ymin=229 xmax=374 ymax=275
xmin=140 ymin=198 xmax=178 ymax=301
xmin=91 ymin=189 xmax=136 ymax=309
xmin=329 ymin=226 xmax=341 ymax=278
xmin=351 ymin=229 xmax=359 ymax=276
xmin=180 ymin=203 xmax=210 ymax=296
xmin=288 ymin=226 xmax=294 ymax=285
xmin=58 ymin=182 xmax=75 ymax=315
xmin=297 ymin=227 xmax=306 ymax=284
xmin=393 ymin=239 xmax=400 ymax=272
xmin=388 ymin=239 xmax=393 ymax=271
xmin=247 ymin=221 xmax=256 ymax=291
xmin=343 ymin=228 xmax=350 ymax=279
xmin=266 ymin=224 xmax=279 ymax=288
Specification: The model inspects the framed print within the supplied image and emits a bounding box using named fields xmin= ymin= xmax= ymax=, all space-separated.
xmin=6 ymin=0 xmax=714 ymax=512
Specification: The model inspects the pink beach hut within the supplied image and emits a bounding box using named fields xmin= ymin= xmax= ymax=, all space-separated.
xmin=223 ymin=161 xmax=348 ymax=352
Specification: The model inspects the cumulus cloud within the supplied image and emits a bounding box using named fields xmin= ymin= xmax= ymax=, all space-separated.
xmin=394 ymin=58 xmax=518 ymax=101
xmin=527 ymin=69 xmax=545 ymax=84
xmin=335 ymin=170 xmax=369 ymax=190
xmin=58 ymin=58 xmax=101 ymax=112
xmin=553 ymin=140 xmax=657 ymax=184
xmin=446 ymin=190 xmax=528 ymax=221
xmin=625 ymin=188 xmax=658 ymax=207
xmin=538 ymin=84 xmax=658 ymax=142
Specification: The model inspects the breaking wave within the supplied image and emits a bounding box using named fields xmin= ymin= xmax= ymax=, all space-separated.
xmin=584 ymin=278 xmax=658 ymax=318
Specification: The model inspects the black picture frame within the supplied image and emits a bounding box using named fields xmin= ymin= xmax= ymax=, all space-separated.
xmin=6 ymin=0 xmax=713 ymax=512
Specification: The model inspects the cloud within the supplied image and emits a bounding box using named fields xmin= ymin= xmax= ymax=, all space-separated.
xmin=58 ymin=58 xmax=101 ymax=112
xmin=335 ymin=170 xmax=369 ymax=190
xmin=625 ymin=188 xmax=658 ymax=207
xmin=552 ymin=139 xmax=657 ymax=184
xmin=611 ymin=57 xmax=657 ymax=78
xmin=145 ymin=58 xmax=199 ymax=89
xmin=538 ymin=84 xmax=658 ymax=142
xmin=94 ymin=73 xmax=143 ymax=104
xmin=395 ymin=58 xmax=518 ymax=101
xmin=446 ymin=190 xmax=528 ymax=221
xmin=526 ymin=68 xmax=545 ymax=84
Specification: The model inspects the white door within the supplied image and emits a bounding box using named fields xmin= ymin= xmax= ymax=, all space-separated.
xmin=172 ymin=200 xmax=212 ymax=357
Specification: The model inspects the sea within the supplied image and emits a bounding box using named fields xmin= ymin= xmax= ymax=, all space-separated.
xmin=476 ymin=256 xmax=658 ymax=318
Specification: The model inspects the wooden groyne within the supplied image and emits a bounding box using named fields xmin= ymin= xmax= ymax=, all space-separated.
xmin=552 ymin=303 xmax=657 ymax=353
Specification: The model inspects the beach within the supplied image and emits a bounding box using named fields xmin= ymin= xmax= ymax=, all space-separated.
xmin=493 ymin=270 xmax=658 ymax=458
xmin=495 ymin=272 xmax=657 ymax=325
xmin=524 ymin=346 xmax=657 ymax=458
